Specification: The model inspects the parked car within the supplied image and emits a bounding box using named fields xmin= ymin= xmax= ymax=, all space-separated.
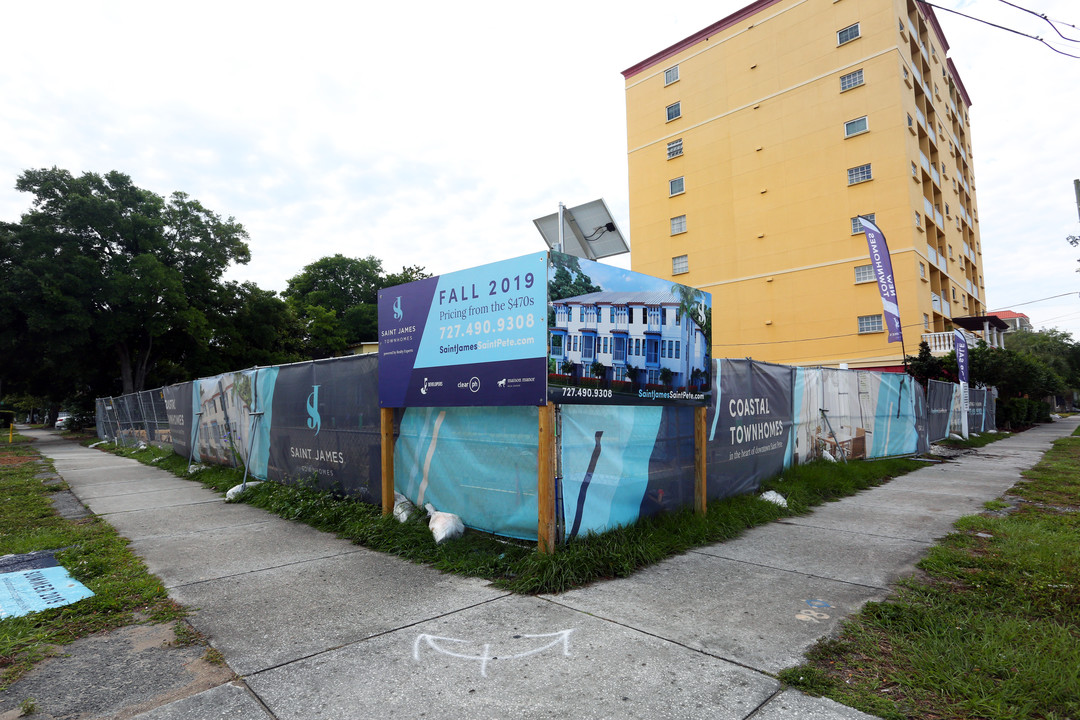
xmin=55 ymin=412 xmax=72 ymax=429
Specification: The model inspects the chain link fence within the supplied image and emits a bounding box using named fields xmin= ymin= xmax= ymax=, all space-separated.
xmin=94 ymin=388 xmax=173 ymax=448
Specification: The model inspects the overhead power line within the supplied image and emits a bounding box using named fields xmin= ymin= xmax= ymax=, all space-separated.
xmin=921 ymin=1 xmax=1080 ymax=58
xmin=990 ymin=292 xmax=1080 ymax=311
xmin=996 ymin=0 xmax=1080 ymax=42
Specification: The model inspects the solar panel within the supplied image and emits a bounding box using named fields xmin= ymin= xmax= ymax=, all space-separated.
xmin=533 ymin=198 xmax=629 ymax=261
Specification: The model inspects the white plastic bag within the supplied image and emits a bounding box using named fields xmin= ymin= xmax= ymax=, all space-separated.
xmin=759 ymin=490 xmax=788 ymax=508
xmin=424 ymin=503 xmax=464 ymax=544
xmin=393 ymin=492 xmax=416 ymax=523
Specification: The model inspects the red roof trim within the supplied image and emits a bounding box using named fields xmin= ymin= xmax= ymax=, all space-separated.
xmin=992 ymin=311 xmax=1030 ymax=320
xmin=917 ymin=2 xmax=950 ymax=54
xmin=915 ymin=1 xmax=973 ymax=108
xmin=621 ymin=0 xmax=787 ymax=79
xmin=946 ymin=58 xmax=973 ymax=108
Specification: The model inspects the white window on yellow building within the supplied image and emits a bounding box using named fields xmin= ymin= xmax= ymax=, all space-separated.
xmin=666 ymin=102 xmax=681 ymax=122
xmin=669 ymin=177 xmax=685 ymax=196
xmin=847 ymin=163 xmax=872 ymax=185
xmin=672 ymin=254 xmax=689 ymax=275
xmin=844 ymin=116 xmax=868 ymax=137
xmin=670 ymin=215 xmax=687 ymax=235
xmin=667 ymin=139 xmax=683 ymax=159
xmin=839 ymin=69 xmax=864 ymax=91
xmin=857 ymin=314 xmax=883 ymax=334
xmin=851 ymin=214 xmax=875 ymax=234
xmin=664 ymin=65 xmax=679 ymax=85
xmin=837 ymin=23 xmax=861 ymax=45
xmin=854 ymin=264 xmax=874 ymax=283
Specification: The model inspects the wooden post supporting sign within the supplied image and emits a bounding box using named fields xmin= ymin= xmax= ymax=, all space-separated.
xmin=695 ymin=405 xmax=707 ymax=516
xmin=537 ymin=403 xmax=556 ymax=553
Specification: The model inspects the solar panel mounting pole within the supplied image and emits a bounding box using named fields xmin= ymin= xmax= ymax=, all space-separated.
xmin=557 ymin=202 xmax=565 ymax=253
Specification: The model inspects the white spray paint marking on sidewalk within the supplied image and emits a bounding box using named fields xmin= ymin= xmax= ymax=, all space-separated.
xmin=412 ymin=629 xmax=574 ymax=676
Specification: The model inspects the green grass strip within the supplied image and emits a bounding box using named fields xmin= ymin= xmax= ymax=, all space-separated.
xmin=780 ymin=431 xmax=1080 ymax=720
xmin=0 ymin=448 xmax=183 ymax=690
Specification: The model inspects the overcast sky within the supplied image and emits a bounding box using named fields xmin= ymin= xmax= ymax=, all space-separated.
xmin=3 ymin=0 xmax=1078 ymax=341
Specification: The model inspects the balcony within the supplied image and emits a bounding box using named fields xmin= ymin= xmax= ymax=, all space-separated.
xmin=922 ymin=330 xmax=980 ymax=356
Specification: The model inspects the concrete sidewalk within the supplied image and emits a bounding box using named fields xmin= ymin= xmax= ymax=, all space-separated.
xmin=21 ymin=417 xmax=1079 ymax=719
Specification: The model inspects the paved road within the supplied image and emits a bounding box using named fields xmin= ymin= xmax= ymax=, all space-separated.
xmin=24 ymin=418 xmax=1078 ymax=719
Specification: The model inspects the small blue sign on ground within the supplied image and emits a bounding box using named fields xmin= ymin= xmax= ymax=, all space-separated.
xmin=0 ymin=565 xmax=95 ymax=619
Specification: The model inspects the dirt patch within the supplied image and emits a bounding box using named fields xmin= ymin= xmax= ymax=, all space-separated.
xmin=0 ymin=455 xmax=35 ymax=467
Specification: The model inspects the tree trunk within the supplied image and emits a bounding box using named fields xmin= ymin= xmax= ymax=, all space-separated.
xmin=117 ymin=337 xmax=154 ymax=395
xmin=117 ymin=344 xmax=134 ymax=395
xmin=134 ymin=336 xmax=153 ymax=393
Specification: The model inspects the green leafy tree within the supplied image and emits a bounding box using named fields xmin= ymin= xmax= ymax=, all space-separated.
xmin=1 ymin=168 xmax=250 ymax=398
xmin=303 ymin=305 xmax=349 ymax=359
xmin=670 ymin=282 xmax=713 ymax=349
xmin=196 ymin=283 xmax=305 ymax=375
xmin=283 ymin=255 xmax=429 ymax=351
xmin=1004 ymin=328 xmax=1080 ymax=391
xmin=547 ymin=253 xmax=601 ymax=327
xmin=548 ymin=254 xmax=601 ymax=302
xmin=283 ymin=254 xmax=386 ymax=314
xmin=905 ymin=341 xmax=946 ymax=385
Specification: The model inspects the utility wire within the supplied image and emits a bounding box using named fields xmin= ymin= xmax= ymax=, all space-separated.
xmin=1029 ymin=310 xmax=1080 ymax=324
xmin=996 ymin=0 xmax=1080 ymax=42
xmin=990 ymin=291 xmax=1080 ymax=311
xmin=921 ymin=1 xmax=1080 ymax=58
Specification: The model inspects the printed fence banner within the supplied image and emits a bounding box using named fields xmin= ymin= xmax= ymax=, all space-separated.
xmin=967 ymin=388 xmax=997 ymax=433
xmin=559 ymin=404 xmax=669 ymax=538
xmin=707 ymin=359 xmax=792 ymax=498
xmin=547 ymin=252 xmax=711 ymax=407
xmin=267 ymin=356 xmax=381 ymax=501
xmin=395 ymin=406 xmax=540 ymax=539
xmin=164 ymin=381 xmax=195 ymax=459
xmin=793 ymin=368 xmax=919 ymax=462
xmin=926 ymin=379 xmax=954 ymax=442
xmin=967 ymin=387 xmax=992 ymax=433
xmin=912 ymin=381 xmax=930 ymax=455
xmin=100 ymin=350 xmax=993 ymax=544
xmin=378 ymin=253 xmax=549 ymax=408
xmin=194 ymin=373 xmax=243 ymax=467
xmin=639 ymin=407 xmax=698 ymax=517
xmin=859 ymin=216 xmax=903 ymax=344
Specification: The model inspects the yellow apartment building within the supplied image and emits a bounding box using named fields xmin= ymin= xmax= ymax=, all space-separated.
xmin=624 ymin=0 xmax=989 ymax=369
